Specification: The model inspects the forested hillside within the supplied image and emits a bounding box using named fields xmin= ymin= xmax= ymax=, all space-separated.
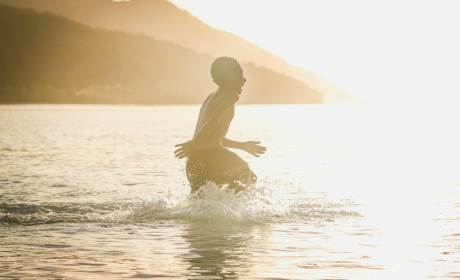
xmin=0 ymin=0 xmax=361 ymax=103
xmin=0 ymin=5 xmax=323 ymax=104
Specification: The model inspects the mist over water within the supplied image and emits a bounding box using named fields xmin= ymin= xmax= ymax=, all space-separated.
xmin=1 ymin=104 xmax=459 ymax=279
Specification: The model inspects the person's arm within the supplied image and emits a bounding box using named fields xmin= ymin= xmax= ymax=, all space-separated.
xmin=223 ymin=138 xmax=267 ymax=157
xmin=223 ymin=138 xmax=245 ymax=150
xmin=174 ymin=92 xmax=238 ymax=159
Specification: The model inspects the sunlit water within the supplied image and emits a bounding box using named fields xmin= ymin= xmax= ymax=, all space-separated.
xmin=1 ymin=104 xmax=459 ymax=279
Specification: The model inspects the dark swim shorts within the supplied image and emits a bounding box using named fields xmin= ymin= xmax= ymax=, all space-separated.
xmin=186 ymin=146 xmax=257 ymax=193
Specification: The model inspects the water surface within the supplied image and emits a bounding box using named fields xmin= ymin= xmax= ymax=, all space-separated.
xmin=1 ymin=104 xmax=459 ymax=279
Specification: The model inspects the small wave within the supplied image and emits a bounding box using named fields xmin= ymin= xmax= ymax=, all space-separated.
xmin=0 ymin=202 xmax=129 ymax=224
xmin=290 ymin=199 xmax=362 ymax=222
xmin=0 ymin=177 xmax=360 ymax=225
xmin=49 ymin=183 xmax=69 ymax=188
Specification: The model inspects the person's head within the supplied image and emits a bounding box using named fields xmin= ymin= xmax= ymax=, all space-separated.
xmin=210 ymin=56 xmax=246 ymax=94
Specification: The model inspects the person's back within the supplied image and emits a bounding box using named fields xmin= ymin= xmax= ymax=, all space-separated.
xmin=174 ymin=56 xmax=266 ymax=194
xmin=193 ymin=89 xmax=238 ymax=150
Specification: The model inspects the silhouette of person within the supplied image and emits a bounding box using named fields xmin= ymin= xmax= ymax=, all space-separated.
xmin=174 ymin=57 xmax=266 ymax=193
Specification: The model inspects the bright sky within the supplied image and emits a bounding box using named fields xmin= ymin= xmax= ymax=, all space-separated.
xmin=167 ymin=0 xmax=460 ymax=104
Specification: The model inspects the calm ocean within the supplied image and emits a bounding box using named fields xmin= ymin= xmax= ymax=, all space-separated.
xmin=1 ymin=104 xmax=459 ymax=279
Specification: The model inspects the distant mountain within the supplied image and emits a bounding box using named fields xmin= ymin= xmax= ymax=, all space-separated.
xmin=0 ymin=0 xmax=363 ymax=103
xmin=0 ymin=4 xmax=322 ymax=104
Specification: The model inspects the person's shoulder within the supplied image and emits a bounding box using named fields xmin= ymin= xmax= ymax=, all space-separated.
xmin=202 ymin=92 xmax=214 ymax=103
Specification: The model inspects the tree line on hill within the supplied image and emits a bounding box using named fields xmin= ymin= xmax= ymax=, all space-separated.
xmin=0 ymin=0 xmax=364 ymax=103
xmin=0 ymin=4 xmax=323 ymax=104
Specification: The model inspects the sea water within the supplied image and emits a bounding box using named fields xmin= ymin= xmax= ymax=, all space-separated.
xmin=0 ymin=104 xmax=459 ymax=279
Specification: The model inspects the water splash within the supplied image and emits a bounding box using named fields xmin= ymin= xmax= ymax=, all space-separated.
xmin=132 ymin=177 xmax=291 ymax=223
xmin=0 ymin=177 xmax=359 ymax=225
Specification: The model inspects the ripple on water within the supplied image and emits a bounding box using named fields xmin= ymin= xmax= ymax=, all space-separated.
xmin=0 ymin=177 xmax=360 ymax=226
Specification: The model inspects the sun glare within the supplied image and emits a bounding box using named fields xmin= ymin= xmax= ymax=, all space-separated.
xmin=169 ymin=0 xmax=460 ymax=104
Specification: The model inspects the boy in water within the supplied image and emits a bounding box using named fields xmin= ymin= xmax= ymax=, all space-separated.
xmin=174 ymin=57 xmax=266 ymax=193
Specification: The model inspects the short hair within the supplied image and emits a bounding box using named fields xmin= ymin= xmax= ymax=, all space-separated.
xmin=210 ymin=56 xmax=241 ymax=85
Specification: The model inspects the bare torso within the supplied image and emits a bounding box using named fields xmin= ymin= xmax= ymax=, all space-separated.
xmin=193 ymin=89 xmax=237 ymax=150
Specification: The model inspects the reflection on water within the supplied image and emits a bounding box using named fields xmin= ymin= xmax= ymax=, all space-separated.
xmin=1 ymin=104 xmax=460 ymax=279
xmin=182 ymin=222 xmax=256 ymax=279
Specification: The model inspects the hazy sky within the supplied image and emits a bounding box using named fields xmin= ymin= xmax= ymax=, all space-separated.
xmin=167 ymin=0 xmax=460 ymax=104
